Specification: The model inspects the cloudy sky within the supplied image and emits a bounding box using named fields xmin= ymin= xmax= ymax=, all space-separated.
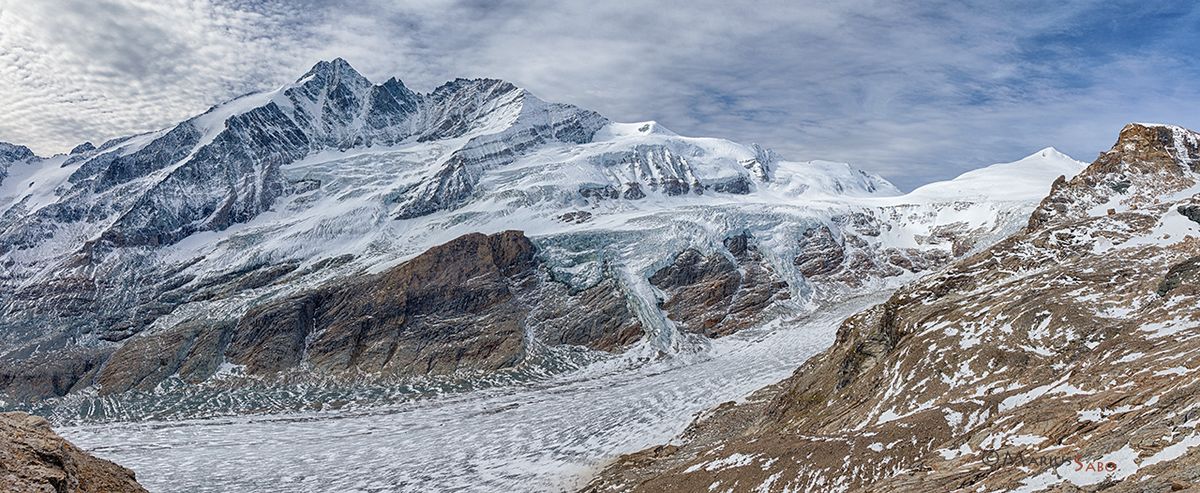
xmin=1 ymin=0 xmax=1197 ymax=190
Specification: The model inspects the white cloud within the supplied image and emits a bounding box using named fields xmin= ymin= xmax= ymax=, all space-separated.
xmin=1 ymin=0 xmax=1197 ymax=189
xmin=0 ymin=0 xmax=313 ymax=153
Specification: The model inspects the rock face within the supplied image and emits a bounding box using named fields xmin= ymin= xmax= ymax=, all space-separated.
xmin=793 ymin=225 xmax=844 ymax=278
xmin=0 ymin=142 xmax=35 ymax=163
xmin=230 ymin=230 xmax=539 ymax=376
xmin=93 ymin=231 xmax=644 ymax=396
xmin=0 ymin=348 xmax=112 ymax=402
xmin=1028 ymin=123 xmax=1200 ymax=230
xmin=584 ymin=124 xmax=1200 ymax=492
xmin=0 ymin=412 xmax=147 ymax=492
xmin=650 ymin=234 xmax=790 ymax=337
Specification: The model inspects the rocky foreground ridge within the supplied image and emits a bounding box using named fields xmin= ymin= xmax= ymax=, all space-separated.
xmin=0 ymin=412 xmax=146 ymax=492
xmin=583 ymin=123 xmax=1200 ymax=492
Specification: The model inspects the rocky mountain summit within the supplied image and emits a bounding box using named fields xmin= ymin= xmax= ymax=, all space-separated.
xmin=583 ymin=124 xmax=1200 ymax=492
xmin=1 ymin=59 xmax=1082 ymax=423
xmin=0 ymin=411 xmax=146 ymax=492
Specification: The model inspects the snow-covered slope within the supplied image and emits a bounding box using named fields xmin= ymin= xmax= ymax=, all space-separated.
xmin=905 ymin=147 xmax=1083 ymax=202
xmin=856 ymin=147 xmax=1087 ymax=256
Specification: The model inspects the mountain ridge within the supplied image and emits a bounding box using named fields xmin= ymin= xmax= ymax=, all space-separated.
xmin=1 ymin=59 xmax=1081 ymax=424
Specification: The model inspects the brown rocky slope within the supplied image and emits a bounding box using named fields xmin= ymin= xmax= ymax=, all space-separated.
xmin=583 ymin=123 xmax=1200 ymax=492
xmin=0 ymin=411 xmax=146 ymax=492
xmin=93 ymin=230 xmax=645 ymax=395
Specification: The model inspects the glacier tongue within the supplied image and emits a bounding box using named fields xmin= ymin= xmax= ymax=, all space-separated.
xmin=59 ymin=293 xmax=887 ymax=493
xmin=4 ymin=141 xmax=1084 ymax=421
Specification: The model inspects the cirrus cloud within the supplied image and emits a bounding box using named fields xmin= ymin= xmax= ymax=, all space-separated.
xmin=1 ymin=0 xmax=1197 ymax=190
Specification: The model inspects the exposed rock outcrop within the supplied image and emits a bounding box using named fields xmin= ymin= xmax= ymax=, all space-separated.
xmin=0 ymin=142 xmax=36 ymax=187
xmin=234 ymin=230 xmax=539 ymax=376
xmin=793 ymin=225 xmax=844 ymax=278
xmin=93 ymin=231 xmax=644 ymax=396
xmin=650 ymin=233 xmax=790 ymax=337
xmin=0 ymin=347 xmax=112 ymax=402
xmin=1028 ymin=123 xmax=1200 ymax=230
xmin=0 ymin=412 xmax=147 ymax=492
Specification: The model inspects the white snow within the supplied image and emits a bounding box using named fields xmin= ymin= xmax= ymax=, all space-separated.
xmin=902 ymin=148 xmax=1085 ymax=203
xmin=1140 ymin=432 xmax=1200 ymax=469
xmin=191 ymin=87 xmax=289 ymax=149
xmin=1141 ymin=319 xmax=1197 ymax=339
xmin=1153 ymin=366 xmax=1190 ymax=377
xmin=0 ymin=154 xmax=75 ymax=213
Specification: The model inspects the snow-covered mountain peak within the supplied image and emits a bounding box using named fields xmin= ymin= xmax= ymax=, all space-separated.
xmin=1026 ymin=123 xmax=1200 ymax=231
xmin=1032 ymin=145 xmax=1070 ymax=159
xmin=290 ymin=58 xmax=375 ymax=105
xmin=598 ymin=121 xmax=679 ymax=138
xmin=429 ymin=77 xmax=519 ymax=100
xmin=68 ymin=142 xmax=95 ymax=155
xmin=0 ymin=141 xmax=36 ymax=163
xmin=902 ymin=147 xmax=1086 ymax=203
xmin=295 ymin=57 xmax=368 ymax=85
xmin=768 ymin=160 xmax=900 ymax=198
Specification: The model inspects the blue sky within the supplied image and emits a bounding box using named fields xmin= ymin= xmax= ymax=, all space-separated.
xmin=0 ymin=0 xmax=1197 ymax=190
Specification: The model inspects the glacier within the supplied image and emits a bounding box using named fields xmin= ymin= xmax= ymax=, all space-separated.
xmin=0 ymin=58 xmax=1088 ymax=493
